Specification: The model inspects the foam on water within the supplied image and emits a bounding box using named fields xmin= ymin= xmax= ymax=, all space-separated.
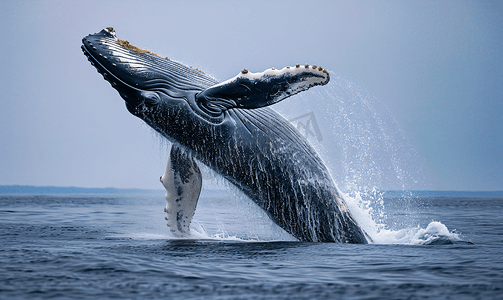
xmin=189 ymin=220 xmax=248 ymax=242
xmin=343 ymin=191 xmax=462 ymax=245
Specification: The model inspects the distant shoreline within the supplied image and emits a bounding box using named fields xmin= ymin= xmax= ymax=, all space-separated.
xmin=0 ymin=185 xmax=164 ymax=194
xmin=0 ymin=185 xmax=501 ymax=197
xmin=380 ymin=190 xmax=503 ymax=197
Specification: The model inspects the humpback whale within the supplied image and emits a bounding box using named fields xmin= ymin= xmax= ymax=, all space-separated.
xmin=81 ymin=27 xmax=368 ymax=243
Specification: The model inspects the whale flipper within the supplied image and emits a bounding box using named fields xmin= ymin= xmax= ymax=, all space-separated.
xmin=160 ymin=145 xmax=202 ymax=237
xmin=195 ymin=65 xmax=330 ymax=116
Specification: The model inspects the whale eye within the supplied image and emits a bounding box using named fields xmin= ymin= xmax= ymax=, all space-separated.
xmin=141 ymin=91 xmax=160 ymax=107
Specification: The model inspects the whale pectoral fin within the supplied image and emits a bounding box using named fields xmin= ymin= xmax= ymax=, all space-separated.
xmin=195 ymin=64 xmax=330 ymax=116
xmin=160 ymin=145 xmax=202 ymax=238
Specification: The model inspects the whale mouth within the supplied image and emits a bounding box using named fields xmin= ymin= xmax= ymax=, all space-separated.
xmin=81 ymin=28 xmax=152 ymax=94
xmin=81 ymin=28 xmax=218 ymax=101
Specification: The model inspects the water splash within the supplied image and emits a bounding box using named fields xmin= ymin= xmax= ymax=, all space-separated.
xmin=277 ymin=73 xmax=425 ymax=194
xmin=343 ymin=191 xmax=462 ymax=245
xmin=190 ymin=180 xmax=298 ymax=242
xmin=276 ymin=72 xmax=463 ymax=245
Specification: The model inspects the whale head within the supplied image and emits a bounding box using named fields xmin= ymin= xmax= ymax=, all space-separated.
xmin=82 ymin=28 xmax=330 ymax=123
xmin=81 ymin=27 xmax=218 ymax=118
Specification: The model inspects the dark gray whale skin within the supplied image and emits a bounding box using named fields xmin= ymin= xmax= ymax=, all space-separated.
xmin=81 ymin=28 xmax=368 ymax=243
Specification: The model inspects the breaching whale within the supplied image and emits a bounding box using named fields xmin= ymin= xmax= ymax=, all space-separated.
xmin=81 ymin=27 xmax=368 ymax=243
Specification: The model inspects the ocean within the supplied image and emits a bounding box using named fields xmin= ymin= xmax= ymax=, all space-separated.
xmin=1 ymin=188 xmax=502 ymax=299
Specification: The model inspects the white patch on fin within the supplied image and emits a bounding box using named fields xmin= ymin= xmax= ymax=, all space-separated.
xmin=160 ymin=146 xmax=202 ymax=237
xmin=215 ymin=64 xmax=330 ymax=94
xmin=195 ymin=64 xmax=330 ymax=116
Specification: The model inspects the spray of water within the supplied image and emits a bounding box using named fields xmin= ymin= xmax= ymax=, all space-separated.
xmin=277 ymin=73 xmax=461 ymax=245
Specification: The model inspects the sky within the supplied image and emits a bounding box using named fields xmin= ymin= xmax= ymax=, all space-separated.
xmin=0 ymin=0 xmax=502 ymax=191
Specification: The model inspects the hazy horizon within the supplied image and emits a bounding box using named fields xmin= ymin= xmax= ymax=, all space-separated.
xmin=1 ymin=184 xmax=503 ymax=194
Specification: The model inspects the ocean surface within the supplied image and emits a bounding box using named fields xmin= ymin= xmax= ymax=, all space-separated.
xmin=1 ymin=188 xmax=502 ymax=299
